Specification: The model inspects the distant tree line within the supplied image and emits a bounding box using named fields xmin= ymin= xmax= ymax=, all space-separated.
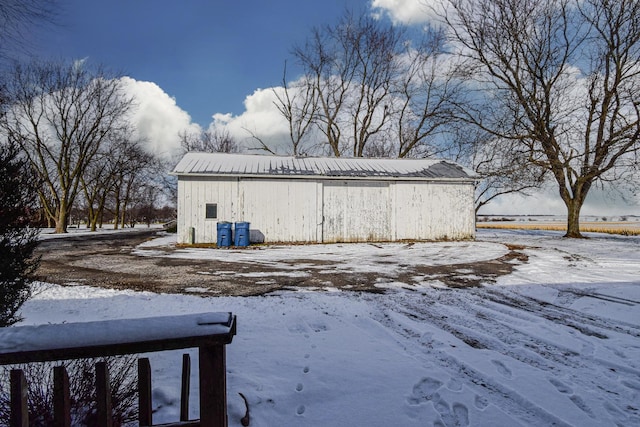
xmin=0 ymin=60 xmax=175 ymax=234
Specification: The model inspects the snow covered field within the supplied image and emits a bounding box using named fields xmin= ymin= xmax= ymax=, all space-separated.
xmin=16 ymin=229 xmax=640 ymax=426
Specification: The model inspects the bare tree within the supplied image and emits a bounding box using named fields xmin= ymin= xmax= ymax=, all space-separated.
xmin=292 ymin=10 xmax=402 ymax=157
xmin=443 ymin=0 xmax=640 ymax=237
xmin=80 ymin=129 xmax=149 ymax=231
xmin=81 ymin=149 xmax=113 ymax=231
xmin=281 ymin=10 xmax=465 ymax=161
xmin=107 ymin=140 xmax=158 ymax=229
xmin=272 ymin=62 xmax=318 ymax=156
xmin=391 ymin=27 xmax=464 ymax=158
xmin=180 ymin=127 xmax=238 ymax=153
xmin=1 ymin=60 xmax=133 ymax=233
xmin=471 ymin=135 xmax=548 ymax=213
xmin=0 ymin=0 xmax=56 ymax=63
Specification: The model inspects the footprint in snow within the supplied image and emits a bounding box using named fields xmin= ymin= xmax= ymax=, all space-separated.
xmin=579 ymin=339 xmax=595 ymax=357
xmin=446 ymin=377 xmax=463 ymax=392
xmin=474 ymin=395 xmax=489 ymax=410
xmin=606 ymin=344 xmax=628 ymax=360
xmin=548 ymin=378 xmax=596 ymax=417
xmin=433 ymin=395 xmax=448 ymax=414
xmin=407 ymin=377 xmax=443 ymax=405
xmin=569 ymin=395 xmax=596 ymax=418
xmin=453 ymin=403 xmax=470 ymax=426
xmin=548 ymin=377 xmax=573 ymax=394
xmin=287 ymin=323 xmax=309 ymax=334
xmin=603 ymin=400 xmax=633 ymax=425
xmin=433 ymin=395 xmax=470 ymax=427
xmin=308 ymin=322 xmax=329 ymax=332
xmin=491 ymin=360 xmax=512 ymax=379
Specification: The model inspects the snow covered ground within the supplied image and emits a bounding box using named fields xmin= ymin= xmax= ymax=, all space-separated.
xmin=15 ymin=229 xmax=640 ymax=426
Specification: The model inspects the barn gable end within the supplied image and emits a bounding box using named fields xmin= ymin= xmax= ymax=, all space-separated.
xmin=171 ymin=153 xmax=476 ymax=244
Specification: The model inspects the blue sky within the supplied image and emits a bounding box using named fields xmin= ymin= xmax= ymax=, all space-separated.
xmin=33 ymin=0 xmax=369 ymax=127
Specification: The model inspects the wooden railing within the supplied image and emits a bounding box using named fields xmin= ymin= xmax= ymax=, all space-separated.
xmin=0 ymin=312 xmax=237 ymax=427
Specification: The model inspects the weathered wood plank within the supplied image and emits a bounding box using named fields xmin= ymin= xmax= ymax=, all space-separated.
xmin=95 ymin=361 xmax=113 ymax=427
xmin=0 ymin=313 xmax=237 ymax=427
xmin=138 ymin=357 xmax=153 ymax=426
xmin=0 ymin=313 xmax=235 ymax=365
xmin=180 ymin=353 xmax=191 ymax=421
xmin=53 ymin=365 xmax=71 ymax=427
xmin=146 ymin=421 xmax=200 ymax=427
xmin=9 ymin=369 xmax=28 ymax=427
xmin=199 ymin=345 xmax=227 ymax=427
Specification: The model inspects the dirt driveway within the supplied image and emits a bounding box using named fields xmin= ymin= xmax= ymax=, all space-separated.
xmin=34 ymin=229 xmax=528 ymax=296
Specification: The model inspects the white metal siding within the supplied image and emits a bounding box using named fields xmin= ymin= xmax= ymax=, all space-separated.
xmin=177 ymin=176 xmax=236 ymax=244
xmin=322 ymin=181 xmax=391 ymax=242
xmin=394 ymin=181 xmax=476 ymax=240
xmin=237 ymin=179 xmax=318 ymax=243
xmin=177 ymin=176 xmax=476 ymax=244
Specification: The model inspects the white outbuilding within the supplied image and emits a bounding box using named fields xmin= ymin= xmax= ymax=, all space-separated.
xmin=171 ymin=152 xmax=476 ymax=244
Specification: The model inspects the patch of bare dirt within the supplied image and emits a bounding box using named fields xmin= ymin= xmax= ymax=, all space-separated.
xmin=34 ymin=230 xmax=528 ymax=296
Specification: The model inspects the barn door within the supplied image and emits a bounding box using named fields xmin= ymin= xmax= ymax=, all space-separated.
xmin=322 ymin=181 xmax=391 ymax=243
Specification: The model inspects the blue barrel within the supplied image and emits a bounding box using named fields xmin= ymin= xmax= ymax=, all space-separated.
xmin=216 ymin=222 xmax=232 ymax=247
xmin=234 ymin=222 xmax=250 ymax=247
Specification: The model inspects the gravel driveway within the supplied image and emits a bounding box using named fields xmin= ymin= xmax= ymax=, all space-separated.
xmin=35 ymin=229 xmax=527 ymax=296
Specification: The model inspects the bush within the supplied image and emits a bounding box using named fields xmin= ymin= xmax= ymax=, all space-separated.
xmin=0 ymin=356 xmax=138 ymax=426
xmin=0 ymin=140 xmax=41 ymax=327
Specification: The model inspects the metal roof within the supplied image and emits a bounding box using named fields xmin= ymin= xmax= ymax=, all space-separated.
xmin=171 ymin=152 xmax=475 ymax=180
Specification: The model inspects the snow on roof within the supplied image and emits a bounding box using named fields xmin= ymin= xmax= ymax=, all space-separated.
xmin=171 ymin=152 xmax=475 ymax=180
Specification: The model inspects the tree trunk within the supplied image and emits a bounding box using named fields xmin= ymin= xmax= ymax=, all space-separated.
xmin=89 ymin=209 xmax=98 ymax=232
xmin=113 ymin=202 xmax=120 ymax=230
xmin=113 ymin=187 xmax=121 ymax=230
xmin=55 ymin=207 xmax=68 ymax=234
xmin=564 ymin=198 xmax=584 ymax=238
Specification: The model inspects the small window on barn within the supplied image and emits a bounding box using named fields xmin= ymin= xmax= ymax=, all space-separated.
xmin=205 ymin=203 xmax=217 ymax=219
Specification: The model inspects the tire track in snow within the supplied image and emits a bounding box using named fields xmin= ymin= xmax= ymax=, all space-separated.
xmin=478 ymin=287 xmax=640 ymax=338
xmin=371 ymin=287 xmax=640 ymax=426
xmin=373 ymin=296 xmax=574 ymax=426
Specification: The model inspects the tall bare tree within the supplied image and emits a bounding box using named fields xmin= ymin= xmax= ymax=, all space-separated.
xmin=279 ymin=10 xmax=464 ymax=160
xmin=291 ymin=10 xmax=403 ymax=157
xmin=443 ymin=0 xmax=640 ymax=237
xmin=1 ymin=60 xmax=133 ymax=233
xmin=272 ymin=62 xmax=319 ymax=156
xmin=80 ymin=129 xmax=149 ymax=231
xmin=391 ymin=27 xmax=464 ymax=158
xmin=107 ymin=140 xmax=158 ymax=230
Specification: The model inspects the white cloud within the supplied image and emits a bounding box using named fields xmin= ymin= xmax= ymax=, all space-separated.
xmin=120 ymin=77 xmax=200 ymax=161
xmin=371 ymin=0 xmax=445 ymax=25
xmin=207 ymin=87 xmax=294 ymax=154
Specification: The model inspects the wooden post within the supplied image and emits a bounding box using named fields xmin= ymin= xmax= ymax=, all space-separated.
xmin=199 ymin=345 xmax=227 ymax=427
xmin=138 ymin=358 xmax=152 ymax=426
xmin=95 ymin=361 xmax=113 ymax=427
xmin=9 ymin=369 xmax=28 ymax=427
xmin=53 ymin=366 xmax=71 ymax=427
xmin=180 ymin=353 xmax=191 ymax=421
